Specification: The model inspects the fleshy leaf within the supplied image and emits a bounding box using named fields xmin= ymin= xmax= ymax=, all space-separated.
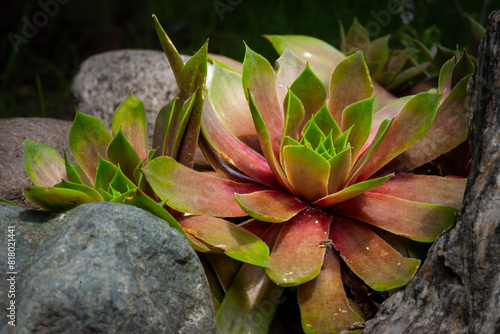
xmin=107 ymin=129 xmax=141 ymax=182
xmin=242 ymin=44 xmax=284 ymax=161
xmin=216 ymin=224 xmax=283 ymax=334
xmin=336 ymin=192 xmax=457 ymax=242
xmin=328 ymin=51 xmax=373 ymax=125
xmin=275 ymin=48 xmax=307 ymax=108
xmin=54 ymin=180 xmax=102 ymax=202
xmin=341 ymin=96 xmax=374 ymax=162
xmin=63 ymin=151 xmax=83 ymax=185
xmin=94 ymin=155 xmax=118 ymax=193
xmin=281 ymin=89 xmax=305 ymax=159
xmin=314 ymin=174 xmax=392 ymax=208
xmin=109 ymin=165 xmax=137 ymax=194
xmin=152 ymin=98 xmax=177 ymax=157
xmin=290 ymin=63 xmax=327 ymax=122
xmin=142 ymin=156 xmax=266 ymax=217
xmin=170 ymin=91 xmax=197 ymax=159
xmin=69 ymin=110 xmax=112 ymax=182
xmin=369 ymin=173 xmax=466 ymax=208
xmin=23 ymin=186 xmax=96 ymax=211
xmin=264 ymin=35 xmax=345 ymax=85
xmin=331 ymin=216 xmax=420 ymax=291
xmin=235 ymin=190 xmax=308 ymax=223
xmin=356 ymin=93 xmax=441 ymax=181
xmin=343 ymin=18 xmax=370 ymax=54
xmin=327 ymin=146 xmax=352 ymax=194
xmin=381 ymin=76 xmax=469 ymax=174
xmin=283 ymin=145 xmax=330 ymax=203
xmin=24 ymin=139 xmax=66 ymax=187
xmin=112 ymin=92 xmax=148 ymax=160
xmin=298 ymin=248 xmax=363 ymax=333
xmin=266 ymin=208 xmax=330 ymax=286
xmin=152 ymin=14 xmax=183 ymax=88
xmin=313 ymin=103 xmax=342 ymax=141
xmin=180 ymin=215 xmax=270 ymax=268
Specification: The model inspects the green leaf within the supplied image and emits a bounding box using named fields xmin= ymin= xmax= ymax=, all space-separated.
xmin=180 ymin=40 xmax=208 ymax=102
xmin=242 ymin=44 xmax=283 ymax=161
xmin=336 ymin=192 xmax=457 ymax=242
xmin=109 ymin=165 xmax=137 ymax=194
xmin=283 ymin=145 xmax=330 ymax=203
xmin=54 ymin=180 xmax=102 ymax=202
xmin=152 ymin=14 xmax=184 ymax=88
xmin=142 ymin=156 xmax=266 ymax=217
xmin=63 ymin=151 xmax=83 ymax=185
xmin=235 ymin=190 xmax=308 ymax=223
xmin=107 ymin=129 xmax=141 ymax=183
xmin=290 ymin=63 xmax=327 ymax=123
xmin=152 ymin=98 xmax=177 ymax=157
xmin=23 ymin=186 xmax=96 ymax=211
xmin=344 ymin=18 xmax=370 ymax=54
xmin=298 ymin=248 xmax=364 ymax=333
xmin=327 ymin=146 xmax=352 ymax=194
xmin=438 ymin=58 xmax=456 ymax=97
xmin=331 ymin=217 xmax=420 ymax=291
xmin=312 ymin=103 xmax=342 ymax=140
xmin=281 ymin=88 xmax=305 ymax=160
xmin=366 ymin=35 xmax=390 ymax=73
xmin=301 ymin=118 xmax=326 ymax=149
xmin=112 ymin=92 xmax=148 ymax=160
xmin=180 ymin=215 xmax=270 ymax=268
xmin=386 ymin=48 xmax=418 ymax=74
xmin=451 ymin=50 xmax=475 ymax=89
xmin=24 ymin=139 xmax=66 ymax=187
xmin=266 ymin=208 xmax=330 ymax=286
xmin=314 ymin=174 xmax=392 ymax=208
xmin=0 ymin=199 xmax=18 ymax=207
xmin=334 ymin=126 xmax=352 ymax=153
xmin=328 ymin=51 xmax=373 ymax=125
xmin=171 ymin=91 xmax=197 ymax=159
xmin=93 ymin=155 xmax=118 ymax=193
xmin=69 ymin=110 xmax=112 ymax=182
xmin=264 ymin=35 xmax=345 ymax=85
xmin=341 ymin=96 xmax=374 ymax=162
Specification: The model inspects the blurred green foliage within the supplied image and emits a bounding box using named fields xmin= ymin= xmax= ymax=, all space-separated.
xmin=0 ymin=0 xmax=496 ymax=119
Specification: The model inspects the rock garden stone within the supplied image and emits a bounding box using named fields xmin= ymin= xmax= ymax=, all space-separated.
xmin=0 ymin=202 xmax=217 ymax=333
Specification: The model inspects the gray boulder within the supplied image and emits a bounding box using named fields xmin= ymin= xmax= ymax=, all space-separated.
xmin=0 ymin=202 xmax=217 ymax=333
xmin=72 ymin=50 xmax=191 ymax=136
xmin=0 ymin=118 xmax=72 ymax=209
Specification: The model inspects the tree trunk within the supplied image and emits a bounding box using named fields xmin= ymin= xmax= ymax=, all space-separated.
xmin=364 ymin=11 xmax=500 ymax=334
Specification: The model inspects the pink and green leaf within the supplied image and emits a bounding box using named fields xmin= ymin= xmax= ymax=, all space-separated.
xmin=298 ymin=248 xmax=364 ymax=333
xmin=283 ymin=145 xmax=330 ymax=203
xmin=24 ymin=139 xmax=66 ymax=187
xmin=336 ymin=192 xmax=457 ymax=242
xmin=142 ymin=156 xmax=266 ymax=217
xmin=152 ymin=98 xmax=177 ymax=157
xmin=23 ymin=186 xmax=96 ymax=211
xmin=235 ymin=190 xmax=308 ymax=223
xmin=356 ymin=93 xmax=441 ymax=181
xmin=152 ymin=14 xmax=183 ymax=88
xmin=112 ymin=92 xmax=148 ymax=160
xmin=69 ymin=110 xmax=112 ymax=182
xmin=180 ymin=215 xmax=270 ymax=267
xmin=264 ymin=35 xmax=345 ymax=85
xmin=266 ymin=208 xmax=331 ymax=286
xmin=314 ymin=174 xmax=393 ymax=208
xmin=328 ymin=51 xmax=373 ymax=125
xmin=331 ymin=217 xmax=420 ymax=291
xmin=275 ymin=48 xmax=307 ymax=108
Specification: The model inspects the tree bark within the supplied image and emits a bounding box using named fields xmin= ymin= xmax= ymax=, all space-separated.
xmin=364 ymin=11 xmax=500 ymax=334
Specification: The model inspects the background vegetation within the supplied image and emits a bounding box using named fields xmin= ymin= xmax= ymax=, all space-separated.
xmin=1 ymin=0 xmax=496 ymax=119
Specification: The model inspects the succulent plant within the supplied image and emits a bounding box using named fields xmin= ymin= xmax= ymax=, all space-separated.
xmin=142 ymin=36 xmax=469 ymax=332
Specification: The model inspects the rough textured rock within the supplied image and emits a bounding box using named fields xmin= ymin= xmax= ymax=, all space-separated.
xmin=72 ymin=50 xmax=191 ymax=135
xmin=364 ymin=11 xmax=500 ymax=334
xmin=0 ymin=202 xmax=217 ymax=333
xmin=0 ymin=118 xmax=72 ymax=209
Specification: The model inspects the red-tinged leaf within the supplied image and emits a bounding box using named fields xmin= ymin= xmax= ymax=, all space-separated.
xmin=356 ymin=93 xmax=441 ymax=181
xmin=204 ymin=253 xmax=243 ymax=292
xmin=239 ymin=219 xmax=272 ymax=237
xmin=298 ymin=248 xmax=364 ymax=334
xmin=69 ymin=110 xmax=112 ymax=182
xmin=180 ymin=215 xmax=270 ymax=267
xmin=276 ymin=48 xmax=307 ymax=108
xmin=107 ymin=129 xmax=142 ymax=183
xmin=201 ymin=100 xmax=279 ymax=188
xmin=314 ymin=174 xmax=392 ymax=209
xmin=248 ymin=92 xmax=294 ymax=193
xmin=152 ymin=14 xmax=183 ymax=88
xmin=24 ymin=139 xmax=66 ymax=187
xmin=343 ymin=18 xmax=370 ymax=54
xmin=386 ymin=48 xmax=419 ymax=73
xmin=142 ymin=156 xmax=266 ymax=217
xmin=264 ymin=35 xmax=345 ymax=85
xmin=369 ymin=173 xmax=466 ymax=208
xmin=438 ymin=58 xmax=456 ymax=98
xmin=208 ymin=63 xmax=260 ymax=151
xmin=336 ymin=192 xmax=457 ymax=242
xmin=112 ymin=92 xmax=148 ymax=160
xmin=170 ymin=91 xmax=197 ymax=159
xmin=235 ymin=190 xmax=308 ymax=223
xmin=181 ymin=41 xmax=208 ymax=101
xmin=381 ymin=76 xmax=469 ymax=174
xmin=266 ymin=208 xmax=330 ymax=286
xmin=208 ymin=53 xmax=243 ymax=73
xmin=331 ymin=216 xmax=420 ymax=291
xmin=242 ymin=44 xmax=283 ymax=161
xmin=328 ymin=51 xmax=373 ymax=125
xmin=283 ymin=145 xmax=330 ymax=203
xmin=23 ymin=186 xmax=96 ymax=211
xmin=216 ymin=224 xmax=284 ymax=334
xmin=372 ymin=81 xmax=398 ymax=110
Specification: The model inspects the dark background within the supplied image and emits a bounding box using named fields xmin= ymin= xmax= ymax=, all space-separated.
xmin=1 ymin=0 xmax=496 ymax=120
